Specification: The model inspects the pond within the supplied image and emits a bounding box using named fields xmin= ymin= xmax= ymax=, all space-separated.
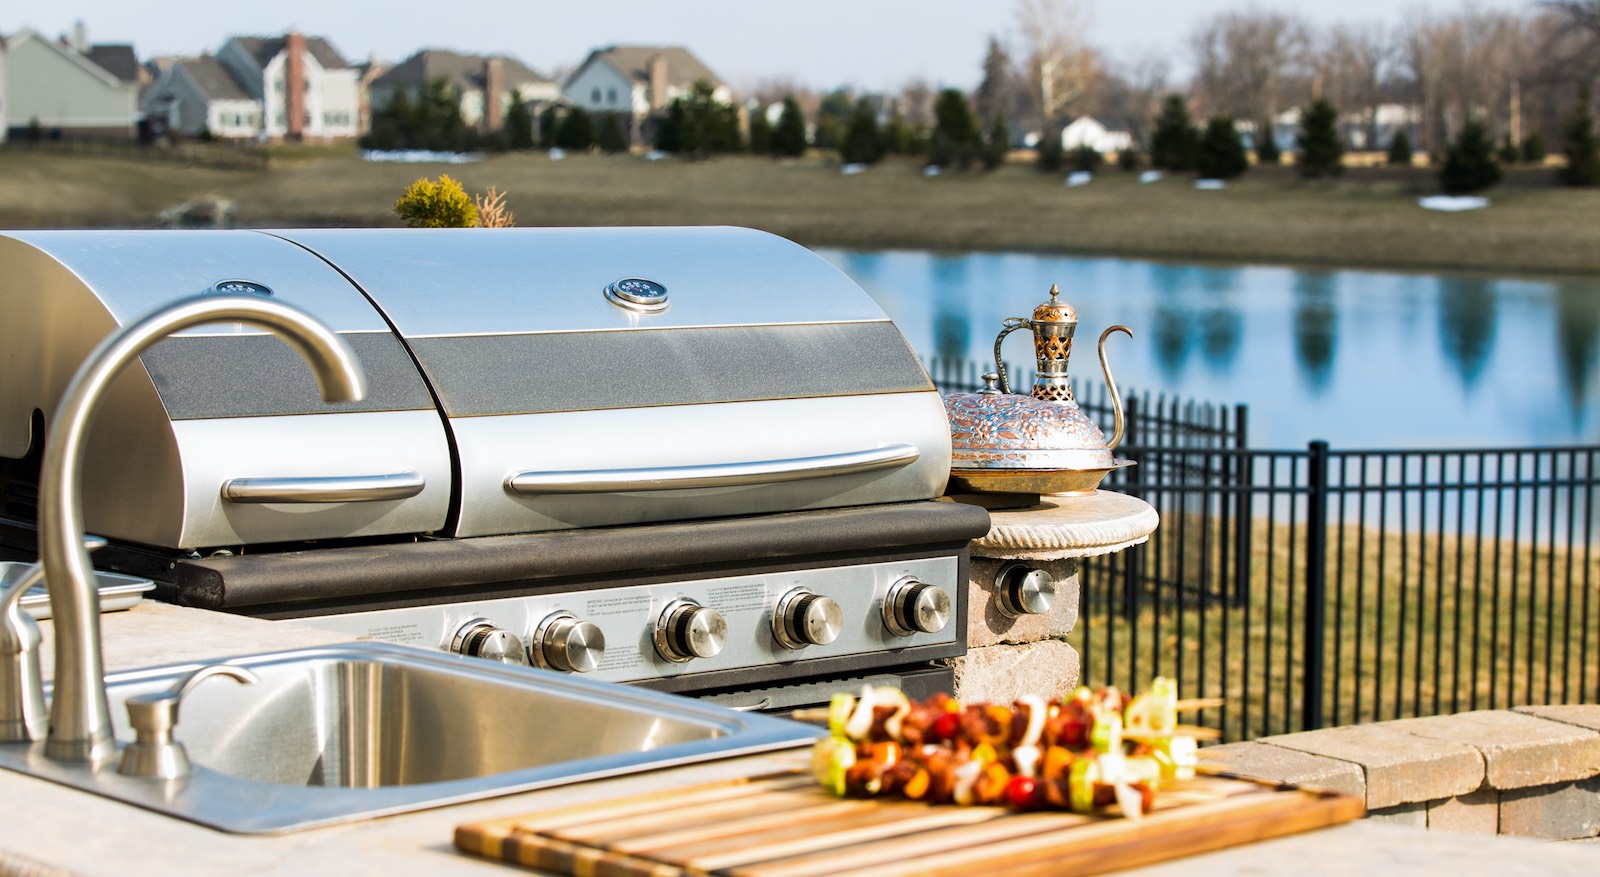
xmin=820 ymin=249 xmax=1600 ymax=451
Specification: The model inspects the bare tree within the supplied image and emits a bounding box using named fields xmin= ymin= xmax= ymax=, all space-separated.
xmin=898 ymin=78 xmax=936 ymax=129
xmin=1097 ymin=51 xmax=1170 ymax=148
xmin=974 ymin=36 xmax=1017 ymax=126
xmin=1311 ymin=23 xmax=1392 ymax=149
xmin=1188 ymin=10 xmax=1310 ymax=129
xmin=1015 ymin=0 xmax=1101 ymax=134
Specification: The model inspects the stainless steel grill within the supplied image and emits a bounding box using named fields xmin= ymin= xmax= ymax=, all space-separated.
xmin=0 ymin=227 xmax=990 ymax=710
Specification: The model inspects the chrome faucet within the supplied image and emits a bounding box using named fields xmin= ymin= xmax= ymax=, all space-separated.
xmin=36 ymin=294 xmax=365 ymax=764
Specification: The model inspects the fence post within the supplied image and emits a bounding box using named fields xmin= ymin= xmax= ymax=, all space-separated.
xmin=1232 ymin=404 xmax=1252 ymax=606
xmin=1303 ymin=440 xmax=1330 ymax=731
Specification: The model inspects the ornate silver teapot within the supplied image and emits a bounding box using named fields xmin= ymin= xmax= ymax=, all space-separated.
xmin=943 ymin=284 xmax=1134 ymax=495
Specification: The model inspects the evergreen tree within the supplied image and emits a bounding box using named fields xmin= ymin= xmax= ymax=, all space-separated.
xmin=1117 ymin=146 xmax=1141 ymax=171
xmin=1560 ymin=93 xmax=1598 ymax=187
xmin=772 ymin=97 xmax=807 ymax=157
xmin=1150 ymin=94 xmax=1198 ymax=171
xmin=654 ymin=81 xmax=741 ymax=158
xmin=1296 ymin=98 xmax=1344 ymax=179
xmin=928 ymin=88 xmax=980 ymax=170
xmin=1068 ymin=145 xmax=1102 ymax=173
xmin=814 ymin=89 xmax=854 ymax=150
xmin=597 ymin=113 xmax=629 ymax=154
xmin=556 ymin=107 xmax=595 ymax=151
xmin=654 ymin=101 xmax=686 ymax=153
xmin=982 ymin=116 xmax=1010 ymax=171
xmin=1255 ymin=121 xmax=1280 ymax=164
xmin=537 ymin=106 xmax=559 ymax=149
xmin=841 ymin=99 xmax=885 ymax=165
xmin=415 ymin=77 xmax=466 ymax=151
xmin=1386 ymin=129 xmax=1413 ymax=166
xmin=1196 ymin=116 xmax=1248 ymax=179
xmin=1036 ymin=128 xmax=1064 ymax=171
xmin=504 ymin=90 xmax=534 ymax=150
xmin=747 ymin=110 xmax=773 ymax=155
xmin=1496 ymin=134 xmax=1520 ymax=165
xmin=1521 ymin=131 xmax=1546 ymax=164
xmin=974 ymin=38 xmax=1013 ymax=127
xmin=361 ymin=89 xmax=412 ymax=150
xmin=882 ymin=112 xmax=914 ymax=155
xmin=1439 ymin=118 xmax=1501 ymax=194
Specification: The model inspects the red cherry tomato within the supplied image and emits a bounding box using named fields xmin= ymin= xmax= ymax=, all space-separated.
xmin=932 ymin=711 xmax=961 ymax=742
xmin=1006 ymin=775 xmax=1040 ymax=810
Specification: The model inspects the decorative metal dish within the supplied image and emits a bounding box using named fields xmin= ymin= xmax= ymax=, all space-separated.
xmin=948 ymin=460 xmax=1136 ymax=497
xmin=5 ymin=563 xmax=157 ymax=619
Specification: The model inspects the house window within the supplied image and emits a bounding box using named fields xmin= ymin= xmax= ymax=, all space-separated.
xmin=607 ymin=88 xmax=617 ymax=104
xmin=591 ymin=88 xmax=601 ymax=103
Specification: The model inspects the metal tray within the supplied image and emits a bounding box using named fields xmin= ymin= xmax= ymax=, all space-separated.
xmin=2 ymin=562 xmax=156 ymax=619
xmin=948 ymin=460 xmax=1136 ymax=497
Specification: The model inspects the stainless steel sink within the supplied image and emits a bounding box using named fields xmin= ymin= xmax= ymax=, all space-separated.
xmin=0 ymin=641 xmax=820 ymax=833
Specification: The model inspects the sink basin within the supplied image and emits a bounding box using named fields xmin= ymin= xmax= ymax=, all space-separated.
xmin=0 ymin=642 xmax=821 ymax=833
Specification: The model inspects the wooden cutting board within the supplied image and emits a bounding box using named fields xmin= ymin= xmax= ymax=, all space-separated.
xmin=454 ymin=767 xmax=1364 ymax=877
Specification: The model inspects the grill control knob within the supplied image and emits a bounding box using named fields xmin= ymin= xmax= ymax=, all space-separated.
xmin=450 ymin=619 xmax=529 ymax=666
xmin=773 ymin=588 xmax=844 ymax=649
xmin=996 ymin=563 xmax=1056 ymax=617
xmin=532 ymin=612 xmax=606 ymax=673
xmin=654 ymin=599 xmax=727 ymax=663
xmin=883 ymin=576 xmax=952 ymax=637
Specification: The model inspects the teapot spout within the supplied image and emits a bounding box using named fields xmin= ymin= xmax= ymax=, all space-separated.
xmin=1099 ymin=325 xmax=1133 ymax=451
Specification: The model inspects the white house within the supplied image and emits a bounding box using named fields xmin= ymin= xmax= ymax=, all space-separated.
xmin=564 ymin=45 xmax=728 ymax=140
xmin=141 ymin=55 xmax=260 ymax=139
xmin=0 ymin=35 xmax=9 ymax=143
xmin=1060 ymin=115 xmax=1132 ymax=154
xmin=369 ymin=49 xmax=559 ymax=132
xmin=2 ymin=27 xmax=140 ymax=138
xmin=216 ymin=32 xmax=358 ymax=141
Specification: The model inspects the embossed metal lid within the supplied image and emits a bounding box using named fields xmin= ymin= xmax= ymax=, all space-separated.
xmin=943 ymin=374 xmax=1116 ymax=471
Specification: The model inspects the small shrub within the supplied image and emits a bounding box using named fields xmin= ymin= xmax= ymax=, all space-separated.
xmin=1036 ymin=131 xmax=1064 ymax=172
xmin=473 ymin=186 xmax=515 ymax=228
xmin=393 ymin=175 xmax=478 ymax=228
xmin=1560 ymin=97 xmax=1598 ymax=187
xmin=1068 ymin=145 xmax=1102 ymax=173
xmin=556 ymin=108 xmax=595 ymax=151
xmin=1116 ymin=147 xmax=1141 ymax=171
xmin=1296 ymin=99 xmax=1344 ymax=179
xmin=1521 ymin=131 xmax=1546 ymax=163
xmin=1255 ymin=123 xmax=1281 ymax=164
xmin=1386 ymin=129 xmax=1413 ymax=166
xmin=1439 ymin=119 xmax=1502 ymax=194
xmin=982 ymin=117 xmax=1010 ymax=171
xmin=1496 ymin=134 xmax=1520 ymax=165
xmin=1196 ymin=116 xmax=1248 ymax=180
xmin=842 ymin=99 xmax=886 ymax=165
xmin=597 ymin=113 xmax=629 ymax=154
xmin=1150 ymin=95 xmax=1197 ymax=171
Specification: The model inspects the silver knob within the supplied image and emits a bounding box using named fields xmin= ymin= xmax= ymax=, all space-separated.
xmin=450 ymin=619 xmax=529 ymax=665
xmin=996 ymin=563 xmax=1056 ymax=617
xmin=773 ymin=588 xmax=844 ymax=649
xmin=533 ymin=612 xmax=606 ymax=673
xmin=654 ymin=599 xmax=727 ymax=663
xmin=883 ymin=576 xmax=951 ymax=636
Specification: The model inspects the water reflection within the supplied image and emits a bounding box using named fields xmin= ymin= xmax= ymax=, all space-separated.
xmin=1436 ymin=277 xmax=1498 ymax=391
xmin=1556 ymin=280 xmax=1599 ymax=415
xmin=1292 ymin=271 xmax=1338 ymax=393
xmin=821 ymin=247 xmax=1599 ymax=449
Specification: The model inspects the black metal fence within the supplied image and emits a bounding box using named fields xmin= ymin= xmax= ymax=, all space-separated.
xmin=927 ymin=356 xmax=1600 ymax=742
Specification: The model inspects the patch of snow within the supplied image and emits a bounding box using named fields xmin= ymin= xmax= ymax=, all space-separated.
xmin=1139 ymin=170 xmax=1163 ymax=184
xmin=547 ymin=148 xmax=567 ymax=160
xmin=1194 ymin=179 xmax=1226 ymax=190
xmin=1065 ymin=171 xmax=1092 ymax=187
xmin=645 ymin=150 xmax=668 ymax=161
xmin=361 ymin=150 xmax=482 ymax=164
xmin=924 ymin=165 xmax=942 ymax=177
xmin=1418 ymin=195 xmax=1489 ymax=212
xmin=841 ymin=163 xmax=869 ymax=175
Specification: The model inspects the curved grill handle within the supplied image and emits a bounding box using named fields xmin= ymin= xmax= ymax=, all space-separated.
xmin=505 ymin=444 xmax=920 ymax=496
xmin=221 ymin=471 xmax=426 ymax=503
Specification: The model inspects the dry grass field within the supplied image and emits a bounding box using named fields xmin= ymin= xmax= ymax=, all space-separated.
xmin=2 ymin=144 xmax=1598 ymax=275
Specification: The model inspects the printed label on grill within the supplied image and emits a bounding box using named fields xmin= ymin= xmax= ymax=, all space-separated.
xmin=707 ymin=583 xmax=768 ymax=614
xmin=600 ymin=649 xmax=646 ymax=672
xmin=586 ymin=594 xmax=651 ymax=616
xmin=361 ymin=623 xmax=429 ymax=646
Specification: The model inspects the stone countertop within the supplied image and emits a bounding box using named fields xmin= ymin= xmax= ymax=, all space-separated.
xmin=4 ymin=603 xmax=1595 ymax=876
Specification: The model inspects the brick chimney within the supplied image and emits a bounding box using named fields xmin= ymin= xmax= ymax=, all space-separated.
xmin=484 ymin=58 xmax=505 ymax=131
xmin=648 ymin=52 xmax=668 ymax=111
xmin=285 ymin=31 xmax=306 ymax=141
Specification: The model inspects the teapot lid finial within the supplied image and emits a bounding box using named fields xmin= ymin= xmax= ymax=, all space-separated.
xmin=1032 ymin=283 xmax=1077 ymax=326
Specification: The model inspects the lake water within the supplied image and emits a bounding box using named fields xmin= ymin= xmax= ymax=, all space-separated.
xmin=820 ymin=249 xmax=1600 ymax=451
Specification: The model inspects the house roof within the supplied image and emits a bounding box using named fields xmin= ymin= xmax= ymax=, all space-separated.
xmin=373 ymin=49 xmax=552 ymax=93
xmin=4 ymin=28 xmax=129 ymax=89
xmin=579 ymin=45 xmax=722 ymax=91
xmin=231 ymin=35 xmax=351 ymax=70
xmin=174 ymin=56 xmax=253 ymax=102
xmin=85 ymin=44 xmax=140 ymax=82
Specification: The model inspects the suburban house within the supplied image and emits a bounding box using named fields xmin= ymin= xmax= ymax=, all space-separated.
xmin=368 ymin=49 xmax=559 ymax=132
xmin=563 ymin=45 xmax=729 ymax=141
xmin=0 ymin=36 xmax=8 ymax=143
xmin=1 ymin=27 xmax=141 ymax=139
xmin=215 ymin=33 xmax=359 ymax=141
xmin=1060 ymin=115 xmax=1133 ymax=154
xmin=140 ymin=55 xmax=261 ymax=140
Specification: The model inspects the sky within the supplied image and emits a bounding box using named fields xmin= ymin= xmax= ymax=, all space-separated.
xmin=5 ymin=0 xmax=1534 ymax=92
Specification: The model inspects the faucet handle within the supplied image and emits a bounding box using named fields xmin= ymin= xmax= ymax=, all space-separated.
xmin=117 ymin=664 xmax=258 ymax=780
xmin=1 ymin=533 xmax=107 ymax=743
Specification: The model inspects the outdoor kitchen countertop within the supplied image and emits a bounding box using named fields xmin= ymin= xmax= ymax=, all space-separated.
xmin=3 ymin=602 xmax=1595 ymax=877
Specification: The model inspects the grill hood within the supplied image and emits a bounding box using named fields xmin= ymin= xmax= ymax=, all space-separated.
xmin=0 ymin=227 xmax=950 ymax=549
